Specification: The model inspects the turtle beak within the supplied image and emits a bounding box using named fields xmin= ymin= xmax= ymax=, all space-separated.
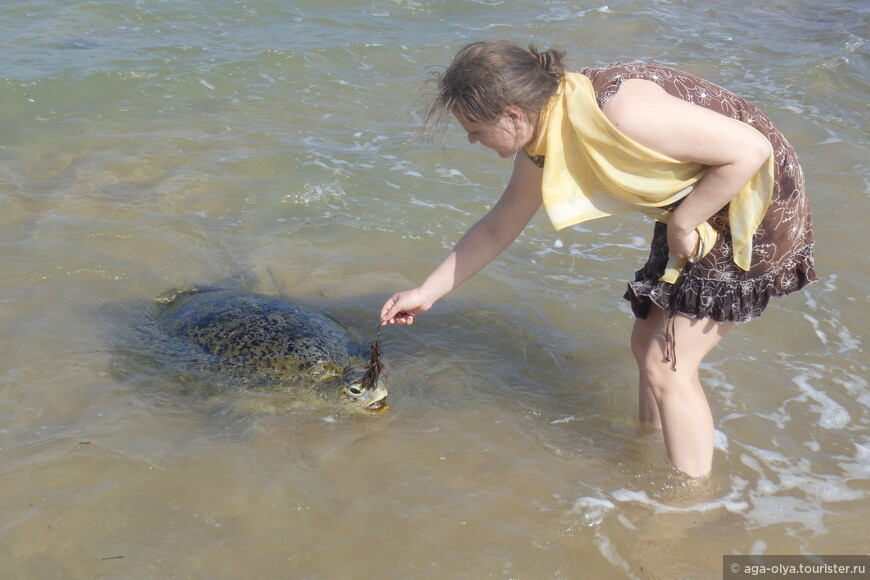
xmin=350 ymin=380 xmax=388 ymax=411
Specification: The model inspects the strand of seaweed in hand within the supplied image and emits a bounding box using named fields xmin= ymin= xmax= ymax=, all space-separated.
xmin=360 ymin=322 xmax=385 ymax=390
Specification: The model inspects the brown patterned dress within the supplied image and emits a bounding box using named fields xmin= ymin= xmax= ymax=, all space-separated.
xmin=557 ymin=62 xmax=815 ymax=323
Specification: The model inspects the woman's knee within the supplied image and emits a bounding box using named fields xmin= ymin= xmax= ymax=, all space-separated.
xmin=638 ymin=341 xmax=701 ymax=396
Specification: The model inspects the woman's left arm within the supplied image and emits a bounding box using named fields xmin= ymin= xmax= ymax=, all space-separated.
xmin=602 ymin=78 xmax=773 ymax=259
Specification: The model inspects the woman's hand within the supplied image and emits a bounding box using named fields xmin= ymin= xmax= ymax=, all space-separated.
xmin=666 ymin=224 xmax=700 ymax=261
xmin=380 ymin=288 xmax=434 ymax=325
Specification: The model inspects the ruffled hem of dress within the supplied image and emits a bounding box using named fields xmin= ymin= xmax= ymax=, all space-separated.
xmin=624 ymin=253 xmax=817 ymax=324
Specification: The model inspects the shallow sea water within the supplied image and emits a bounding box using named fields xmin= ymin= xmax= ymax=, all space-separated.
xmin=0 ymin=0 xmax=868 ymax=578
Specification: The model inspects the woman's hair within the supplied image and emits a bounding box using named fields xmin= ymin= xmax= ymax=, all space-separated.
xmin=419 ymin=41 xmax=566 ymax=142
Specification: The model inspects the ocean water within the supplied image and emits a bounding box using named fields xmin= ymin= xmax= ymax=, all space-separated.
xmin=1 ymin=0 xmax=868 ymax=578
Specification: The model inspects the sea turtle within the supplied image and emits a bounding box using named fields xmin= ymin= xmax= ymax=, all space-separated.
xmin=152 ymin=288 xmax=388 ymax=411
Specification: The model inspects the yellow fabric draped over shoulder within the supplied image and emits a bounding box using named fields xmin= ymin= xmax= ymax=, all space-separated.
xmin=523 ymin=72 xmax=774 ymax=281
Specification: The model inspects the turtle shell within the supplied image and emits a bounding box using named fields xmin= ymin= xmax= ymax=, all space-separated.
xmin=155 ymin=289 xmax=362 ymax=379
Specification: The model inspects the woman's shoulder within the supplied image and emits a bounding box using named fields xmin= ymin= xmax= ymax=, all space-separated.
xmin=578 ymin=62 xmax=697 ymax=84
xmin=578 ymin=62 xmax=691 ymax=107
xmin=577 ymin=62 xmax=647 ymax=107
xmin=578 ymin=62 xmax=757 ymax=113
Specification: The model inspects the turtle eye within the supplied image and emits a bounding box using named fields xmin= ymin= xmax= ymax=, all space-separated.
xmin=346 ymin=386 xmax=363 ymax=396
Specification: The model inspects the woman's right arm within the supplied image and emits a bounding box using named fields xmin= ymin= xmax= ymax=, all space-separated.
xmin=380 ymin=152 xmax=543 ymax=324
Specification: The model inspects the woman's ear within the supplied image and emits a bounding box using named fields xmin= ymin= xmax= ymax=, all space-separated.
xmin=502 ymin=106 xmax=525 ymax=122
xmin=502 ymin=106 xmax=536 ymax=149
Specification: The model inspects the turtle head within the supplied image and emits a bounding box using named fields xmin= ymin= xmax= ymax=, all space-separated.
xmin=342 ymin=379 xmax=388 ymax=412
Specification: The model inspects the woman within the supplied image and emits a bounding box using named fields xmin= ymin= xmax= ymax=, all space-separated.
xmin=380 ymin=41 xmax=815 ymax=477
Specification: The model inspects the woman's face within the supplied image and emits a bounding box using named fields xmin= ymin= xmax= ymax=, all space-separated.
xmin=454 ymin=107 xmax=536 ymax=158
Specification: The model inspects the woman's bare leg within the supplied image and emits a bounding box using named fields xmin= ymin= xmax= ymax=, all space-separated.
xmin=631 ymin=307 xmax=664 ymax=429
xmin=631 ymin=305 xmax=732 ymax=477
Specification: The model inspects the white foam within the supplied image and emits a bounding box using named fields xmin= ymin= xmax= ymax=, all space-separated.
xmin=831 ymin=372 xmax=868 ymax=401
xmin=746 ymin=493 xmax=826 ymax=533
xmin=792 ymin=370 xmax=851 ymax=429
xmin=821 ymin=273 xmax=838 ymax=293
xmin=738 ymin=443 xmax=868 ymax=535
xmin=757 ymin=394 xmax=794 ymax=428
xmin=750 ymin=539 xmax=768 ymax=555
xmin=779 ymin=469 xmax=863 ymax=502
xmin=567 ymin=495 xmax=636 ymax=578
xmin=534 ymin=4 xmax=611 ymax=22
xmin=568 ymin=495 xmax=616 ymax=527
xmin=834 ymin=322 xmax=862 ymax=353
xmin=714 ymin=428 xmax=729 ymax=452
xmin=838 ymin=441 xmax=870 ymax=479
xmin=594 ymin=533 xmax=637 ymax=579
xmin=616 ymin=513 xmax=637 ymax=530
xmin=550 ymin=415 xmax=578 ymax=424
xmin=407 ymin=195 xmax=442 ymax=209
xmin=284 ymin=182 xmax=347 ymax=206
xmin=803 ymin=291 xmax=862 ymax=353
xmin=610 ymin=488 xmax=749 ymax=515
xmin=801 ymin=312 xmax=828 ymax=345
xmin=434 ymin=167 xmax=471 ymax=183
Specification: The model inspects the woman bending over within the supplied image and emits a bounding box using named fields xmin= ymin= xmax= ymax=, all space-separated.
xmin=380 ymin=41 xmax=815 ymax=478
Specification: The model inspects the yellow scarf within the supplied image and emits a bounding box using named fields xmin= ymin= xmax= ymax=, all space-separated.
xmin=524 ymin=72 xmax=774 ymax=282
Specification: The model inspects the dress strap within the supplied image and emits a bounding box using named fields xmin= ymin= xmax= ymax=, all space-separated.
xmin=662 ymin=263 xmax=693 ymax=372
